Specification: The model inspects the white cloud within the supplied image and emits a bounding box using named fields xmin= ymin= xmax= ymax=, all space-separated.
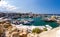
xmin=0 ymin=0 xmax=17 ymax=11
xmin=6 ymin=5 xmax=17 ymax=11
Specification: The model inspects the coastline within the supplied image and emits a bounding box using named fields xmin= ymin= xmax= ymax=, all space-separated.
xmin=0 ymin=14 xmax=60 ymax=37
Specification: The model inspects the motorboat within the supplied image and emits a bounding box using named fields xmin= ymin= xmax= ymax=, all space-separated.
xmin=12 ymin=20 xmax=24 ymax=25
xmin=27 ymin=18 xmax=34 ymax=23
xmin=23 ymin=20 xmax=31 ymax=25
xmin=45 ymin=25 xmax=52 ymax=30
xmin=20 ymin=18 xmax=34 ymax=25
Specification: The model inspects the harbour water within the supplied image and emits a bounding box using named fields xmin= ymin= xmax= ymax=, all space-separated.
xmin=17 ymin=17 xmax=59 ymax=28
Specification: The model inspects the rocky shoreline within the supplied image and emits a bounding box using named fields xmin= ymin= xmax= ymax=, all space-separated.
xmin=0 ymin=18 xmax=53 ymax=37
xmin=0 ymin=18 xmax=60 ymax=37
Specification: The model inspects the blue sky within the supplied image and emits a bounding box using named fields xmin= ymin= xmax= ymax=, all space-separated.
xmin=0 ymin=0 xmax=60 ymax=14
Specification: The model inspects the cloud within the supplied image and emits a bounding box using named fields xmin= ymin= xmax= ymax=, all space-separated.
xmin=6 ymin=5 xmax=17 ymax=11
xmin=0 ymin=0 xmax=17 ymax=11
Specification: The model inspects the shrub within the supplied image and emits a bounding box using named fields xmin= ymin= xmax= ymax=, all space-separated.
xmin=32 ymin=28 xmax=43 ymax=34
xmin=0 ymin=25 xmax=4 ymax=35
xmin=4 ymin=22 xmax=11 ymax=28
xmin=43 ymin=28 xmax=48 ymax=31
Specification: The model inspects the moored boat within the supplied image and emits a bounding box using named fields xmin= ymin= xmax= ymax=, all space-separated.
xmin=43 ymin=15 xmax=56 ymax=22
xmin=56 ymin=20 xmax=60 ymax=24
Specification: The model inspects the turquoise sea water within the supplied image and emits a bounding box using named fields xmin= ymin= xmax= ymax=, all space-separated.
xmin=18 ymin=17 xmax=59 ymax=28
xmin=32 ymin=17 xmax=59 ymax=28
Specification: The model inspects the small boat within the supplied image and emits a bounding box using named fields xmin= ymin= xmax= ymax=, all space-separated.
xmin=23 ymin=21 xmax=31 ymax=25
xmin=45 ymin=25 xmax=52 ymax=30
xmin=20 ymin=18 xmax=34 ymax=25
xmin=27 ymin=18 xmax=34 ymax=23
xmin=12 ymin=20 xmax=23 ymax=25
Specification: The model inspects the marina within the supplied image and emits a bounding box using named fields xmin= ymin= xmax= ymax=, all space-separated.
xmin=0 ymin=14 xmax=60 ymax=28
xmin=0 ymin=16 xmax=60 ymax=37
xmin=0 ymin=13 xmax=60 ymax=37
xmin=11 ymin=16 xmax=59 ymax=28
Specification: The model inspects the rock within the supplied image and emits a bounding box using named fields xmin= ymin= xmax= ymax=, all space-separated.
xmin=39 ymin=27 xmax=60 ymax=37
